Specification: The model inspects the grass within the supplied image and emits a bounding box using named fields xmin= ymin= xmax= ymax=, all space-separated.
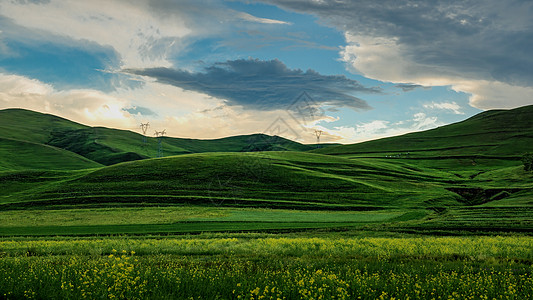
xmin=0 ymin=150 xmax=531 ymax=236
xmin=0 ymin=207 xmax=405 ymax=226
xmin=0 ymin=206 xmax=413 ymax=236
xmin=0 ymin=152 xmax=463 ymax=208
xmin=394 ymin=207 xmax=533 ymax=232
xmin=0 ymin=235 xmax=531 ymax=299
xmin=0 ymin=137 xmax=102 ymax=171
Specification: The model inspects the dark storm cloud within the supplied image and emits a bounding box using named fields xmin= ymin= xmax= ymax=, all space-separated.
xmin=125 ymin=58 xmax=380 ymax=111
xmin=265 ymin=0 xmax=533 ymax=86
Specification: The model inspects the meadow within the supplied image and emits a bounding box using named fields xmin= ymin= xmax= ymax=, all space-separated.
xmin=1 ymin=107 xmax=532 ymax=298
xmin=1 ymin=235 xmax=532 ymax=299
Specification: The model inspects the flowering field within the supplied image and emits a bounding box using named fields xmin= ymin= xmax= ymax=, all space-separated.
xmin=1 ymin=235 xmax=532 ymax=299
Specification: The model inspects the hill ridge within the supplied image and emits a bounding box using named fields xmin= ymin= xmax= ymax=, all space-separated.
xmin=0 ymin=108 xmax=317 ymax=168
xmin=314 ymin=105 xmax=533 ymax=157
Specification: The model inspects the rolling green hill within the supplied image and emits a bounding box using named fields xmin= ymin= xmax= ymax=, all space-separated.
xmin=0 ymin=151 xmax=459 ymax=209
xmin=0 ymin=108 xmax=316 ymax=168
xmin=0 ymin=137 xmax=102 ymax=171
xmin=314 ymin=105 xmax=533 ymax=157
xmin=3 ymin=151 xmax=532 ymax=210
xmin=1 ymin=106 xmax=532 ymax=236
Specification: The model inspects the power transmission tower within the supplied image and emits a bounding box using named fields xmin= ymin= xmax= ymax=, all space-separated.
xmin=314 ymin=130 xmax=323 ymax=148
xmin=154 ymin=129 xmax=166 ymax=158
xmin=140 ymin=122 xmax=150 ymax=144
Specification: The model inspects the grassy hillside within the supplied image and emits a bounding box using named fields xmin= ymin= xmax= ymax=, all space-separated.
xmin=0 ymin=108 xmax=87 ymax=143
xmin=0 ymin=137 xmax=102 ymax=171
xmin=3 ymin=151 xmax=532 ymax=211
xmin=315 ymin=105 xmax=533 ymax=157
xmin=0 ymin=150 xmax=531 ymax=235
xmin=0 ymin=151 xmax=463 ymax=209
xmin=0 ymin=108 xmax=316 ymax=167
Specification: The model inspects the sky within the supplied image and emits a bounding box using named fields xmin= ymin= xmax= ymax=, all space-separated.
xmin=1 ymin=0 xmax=531 ymax=144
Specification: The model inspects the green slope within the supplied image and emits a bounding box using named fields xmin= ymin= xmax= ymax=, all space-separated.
xmin=0 ymin=137 xmax=102 ymax=171
xmin=315 ymin=105 xmax=533 ymax=157
xmin=0 ymin=108 xmax=315 ymax=167
xmin=0 ymin=151 xmax=466 ymax=210
xmin=0 ymin=108 xmax=87 ymax=144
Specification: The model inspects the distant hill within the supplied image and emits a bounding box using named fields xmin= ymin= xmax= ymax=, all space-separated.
xmin=2 ymin=105 xmax=532 ymax=170
xmin=314 ymin=105 xmax=533 ymax=157
xmin=0 ymin=108 xmax=317 ymax=168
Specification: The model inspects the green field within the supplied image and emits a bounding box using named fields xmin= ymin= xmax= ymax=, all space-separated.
xmin=0 ymin=107 xmax=532 ymax=299
xmin=0 ymin=235 xmax=532 ymax=299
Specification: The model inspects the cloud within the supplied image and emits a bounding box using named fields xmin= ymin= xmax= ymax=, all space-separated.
xmin=124 ymin=106 xmax=158 ymax=116
xmin=317 ymin=112 xmax=442 ymax=143
xmin=395 ymin=83 xmax=430 ymax=92
xmin=0 ymin=16 xmax=128 ymax=91
xmin=0 ymin=0 xmax=217 ymax=68
xmin=125 ymin=58 xmax=380 ymax=111
xmin=266 ymin=0 xmax=533 ymax=109
xmin=0 ymin=0 xmax=303 ymax=71
xmin=423 ymin=101 xmax=464 ymax=115
xmin=237 ymin=12 xmax=291 ymax=25
xmin=0 ymin=73 xmax=332 ymax=143
xmin=0 ymin=73 xmax=136 ymax=129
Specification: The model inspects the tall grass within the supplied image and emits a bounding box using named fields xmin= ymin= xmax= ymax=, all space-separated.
xmin=1 ymin=236 xmax=531 ymax=299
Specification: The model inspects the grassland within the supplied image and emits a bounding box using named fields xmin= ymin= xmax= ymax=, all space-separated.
xmin=0 ymin=106 xmax=532 ymax=299
xmin=1 ymin=148 xmax=531 ymax=236
xmin=0 ymin=235 xmax=531 ymax=299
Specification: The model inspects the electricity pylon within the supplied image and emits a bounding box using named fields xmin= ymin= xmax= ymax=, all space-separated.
xmin=140 ymin=122 xmax=149 ymax=143
xmin=154 ymin=129 xmax=166 ymax=157
xmin=314 ymin=130 xmax=323 ymax=148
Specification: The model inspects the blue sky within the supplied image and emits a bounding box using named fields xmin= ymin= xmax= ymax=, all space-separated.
xmin=1 ymin=0 xmax=531 ymax=143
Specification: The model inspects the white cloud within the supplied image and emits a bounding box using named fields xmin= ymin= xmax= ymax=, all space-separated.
xmin=0 ymin=73 xmax=136 ymax=129
xmin=341 ymin=33 xmax=533 ymax=110
xmin=423 ymin=101 xmax=464 ymax=115
xmin=0 ymin=0 xmax=196 ymax=68
xmin=237 ymin=12 xmax=291 ymax=25
xmin=265 ymin=0 xmax=533 ymax=111
xmin=451 ymin=80 xmax=533 ymax=110
xmin=318 ymin=112 xmax=442 ymax=144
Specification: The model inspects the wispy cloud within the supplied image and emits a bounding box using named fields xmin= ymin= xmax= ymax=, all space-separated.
xmin=125 ymin=58 xmax=381 ymax=111
xmin=317 ymin=112 xmax=442 ymax=143
xmin=0 ymin=0 xmax=226 ymax=68
xmin=423 ymin=101 xmax=464 ymax=115
xmin=395 ymin=83 xmax=430 ymax=92
xmin=237 ymin=12 xmax=291 ymax=25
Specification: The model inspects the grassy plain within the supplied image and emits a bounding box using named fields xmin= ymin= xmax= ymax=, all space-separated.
xmin=0 ymin=235 xmax=531 ymax=299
